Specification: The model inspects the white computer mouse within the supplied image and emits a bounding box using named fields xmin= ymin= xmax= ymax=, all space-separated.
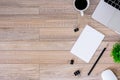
xmin=101 ymin=69 xmax=118 ymax=80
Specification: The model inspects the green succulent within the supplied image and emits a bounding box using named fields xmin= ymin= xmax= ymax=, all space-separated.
xmin=111 ymin=43 xmax=120 ymax=63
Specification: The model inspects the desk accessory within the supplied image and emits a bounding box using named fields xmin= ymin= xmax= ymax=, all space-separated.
xmin=101 ymin=69 xmax=118 ymax=80
xmin=74 ymin=28 xmax=79 ymax=32
xmin=88 ymin=44 xmax=109 ymax=76
xmin=73 ymin=0 xmax=90 ymax=16
xmin=70 ymin=59 xmax=74 ymax=65
xmin=74 ymin=70 xmax=81 ymax=76
xmin=71 ymin=25 xmax=105 ymax=63
xmin=111 ymin=43 xmax=120 ymax=63
xmin=92 ymin=0 xmax=120 ymax=34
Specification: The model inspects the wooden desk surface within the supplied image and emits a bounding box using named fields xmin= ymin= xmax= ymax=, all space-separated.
xmin=0 ymin=0 xmax=120 ymax=80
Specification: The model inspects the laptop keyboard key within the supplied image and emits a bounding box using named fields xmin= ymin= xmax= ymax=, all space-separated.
xmin=115 ymin=5 xmax=119 ymax=9
xmin=108 ymin=1 xmax=112 ymax=4
xmin=104 ymin=0 xmax=109 ymax=2
xmin=112 ymin=3 xmax=116 ymax=6
xmin=115 ymin=0 xmax=119 ymax=3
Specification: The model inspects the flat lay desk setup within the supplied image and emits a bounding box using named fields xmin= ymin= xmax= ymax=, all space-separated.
xmin=0 ymin=0 xmax=120 ymax=80
xmin=70 ymin=0 xmax=120 ymax=80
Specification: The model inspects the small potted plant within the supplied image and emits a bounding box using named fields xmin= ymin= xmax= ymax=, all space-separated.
xmin=111 ymin=43 xmax=120 ymax=63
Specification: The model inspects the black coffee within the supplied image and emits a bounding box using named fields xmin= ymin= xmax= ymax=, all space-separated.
xmin=75 ymin=0 xmax=88 ymax=10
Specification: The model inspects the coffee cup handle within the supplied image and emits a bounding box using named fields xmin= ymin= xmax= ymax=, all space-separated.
xmin=80 ymin=11 xmax=84 ymax=16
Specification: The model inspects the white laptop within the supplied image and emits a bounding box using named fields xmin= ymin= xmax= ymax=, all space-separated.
xmin=92 ymin=0 xmax=120 ymax=34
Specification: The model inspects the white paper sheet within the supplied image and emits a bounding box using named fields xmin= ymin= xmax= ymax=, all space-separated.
xmin=70 ymin=25 xmax=105 ymax=63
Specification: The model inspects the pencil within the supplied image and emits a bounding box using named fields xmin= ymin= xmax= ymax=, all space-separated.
xmin=88 ymin=44 xmax=109 ymax=76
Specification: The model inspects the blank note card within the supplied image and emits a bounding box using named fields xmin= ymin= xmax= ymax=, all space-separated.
xmin=70 ymin=25 xmax=105 ymax=63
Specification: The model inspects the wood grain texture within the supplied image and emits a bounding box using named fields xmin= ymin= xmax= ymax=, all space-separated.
xmin=0 ymin=64 xmax=40 ymax=80
xmin=0 ymin=27 xmax=39 ymax=41
xmin=0 ymin=0 xmax=119 ymax=80
xmin=0 ymin=8 xmax=39 ymax=15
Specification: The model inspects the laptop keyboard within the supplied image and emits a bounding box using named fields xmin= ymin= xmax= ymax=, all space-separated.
xmin=104 ymin=0 xmax=120 ymax=10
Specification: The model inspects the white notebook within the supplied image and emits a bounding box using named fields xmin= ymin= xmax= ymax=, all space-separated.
xmin=71 ymin=25 xmax=105 ymax=63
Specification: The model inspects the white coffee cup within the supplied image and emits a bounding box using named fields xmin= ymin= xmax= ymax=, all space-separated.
xmin=73 ymin=0 xmax=90 ymax=16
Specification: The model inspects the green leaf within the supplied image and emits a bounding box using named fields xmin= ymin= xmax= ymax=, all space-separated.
xmin=111 ymin=43 xmax=120 ymax=63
